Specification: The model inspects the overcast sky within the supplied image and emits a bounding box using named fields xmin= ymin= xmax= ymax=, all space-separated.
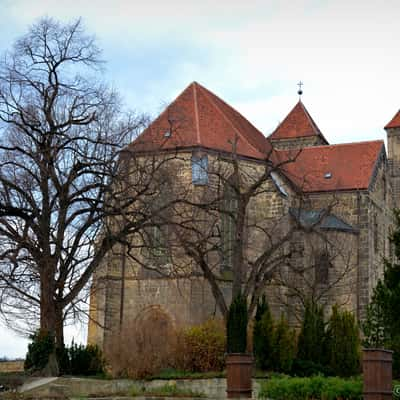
xmin=1 ymin=0 xmax=400 ymax=358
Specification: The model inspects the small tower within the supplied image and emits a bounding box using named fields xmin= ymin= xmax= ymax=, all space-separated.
xmin=385 ymin=109 xmax=400 ymax=207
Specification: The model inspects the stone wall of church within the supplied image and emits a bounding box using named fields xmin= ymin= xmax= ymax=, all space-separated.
xmin=366 ymin=154 xmax=393 ymax=305
xmin=89 ymin=271 xmax=232 ymax=358
xmin=88 ymin=150 xmax=292 ymax=353
xmin=387 ymin=127 xmax=400 ymax=209
xmin=88 ymin=147 xmax=392 ymax=354
xmin=304 ymin=191 xmax=365 ymax=320
xmin=282 ymin=191 xmax=360 ymax=323
xmin=296 ymin=156 xmax=392 ymax=321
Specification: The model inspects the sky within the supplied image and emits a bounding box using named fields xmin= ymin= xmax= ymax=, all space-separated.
xmin=0 ymin=0 xmax=400 ymax=358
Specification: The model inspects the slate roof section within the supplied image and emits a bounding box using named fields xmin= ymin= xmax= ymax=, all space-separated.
xmin=289 ymin=208 xmax=358 ymax=233
xmin=269 ymin=101 xmax=329 ymax=144
xmin=385 ymin=110 xmax=400 ymax=129
xmin=130 ymin=82 xmax=270 ymax=159
xmin=275 ymin=140 xmax=384 ymax=193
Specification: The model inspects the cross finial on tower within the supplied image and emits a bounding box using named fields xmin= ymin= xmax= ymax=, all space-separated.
xmin=297 ymin=81 xmax=303 ymax=98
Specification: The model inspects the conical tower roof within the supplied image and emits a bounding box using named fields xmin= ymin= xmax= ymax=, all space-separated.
xmin=269 ymin=101 xmax=328 ymax=143
xmin=385 ymin=109 xmax=400 ymax=129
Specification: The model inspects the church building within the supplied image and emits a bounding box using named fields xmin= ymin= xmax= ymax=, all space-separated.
xmin=88 ymin=82 xmax=400 ymax=358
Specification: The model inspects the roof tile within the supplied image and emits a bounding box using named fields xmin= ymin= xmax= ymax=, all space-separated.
xmin=269 ymin=101 xmax=328 ymax=143
xmin=130 ymin=82 xmax=383 ymax=193
xmin=385 ymin=110 xmax=400 ymax=129
xmin=130 ymin=82 xmax=269 ymax=159
xmin=276 ymin=140 xmax=384 ymax=192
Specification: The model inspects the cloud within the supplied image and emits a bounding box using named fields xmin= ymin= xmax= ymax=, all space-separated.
xmin=0 ymin=327 xmax=28 ymax=359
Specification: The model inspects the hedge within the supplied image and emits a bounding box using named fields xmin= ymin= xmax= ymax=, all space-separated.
xmin=259 ymin=375 xmax=363 ymax=400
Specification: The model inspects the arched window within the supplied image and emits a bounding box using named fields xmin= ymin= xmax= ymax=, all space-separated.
xmin=144 ymin=193 xmax=170 ymax=265
xmin=315 ymin=251 xmax=330 ymax=285
xmin=221 ymin=182 xmax=237 ymax=270
xmin=192 ymin=154 xmax=208 ymax=185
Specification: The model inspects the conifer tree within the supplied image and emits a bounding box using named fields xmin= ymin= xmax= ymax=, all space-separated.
xmin=271 ymin=315 xmax=296 ymax=373
xmin=227 ymin=294 xmax=248 ymax=353
xmin=326 ymin=305 xmax=360 ymax=377
xmin=297 ymin=300 xmax=325 ymax=366
xmin=253 ymin=295 xmax=274 ymax=369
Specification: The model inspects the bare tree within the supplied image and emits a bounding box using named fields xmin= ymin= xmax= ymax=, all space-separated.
xmin=129 ymin=138 xmax=357 ymax=324
xmin=120 ymin=139 xmax=307 ymax=320
xmin=0 ymin=17 xmax=171 ymax=374
xmin=163 ymin=142 xmax=303 ymax=319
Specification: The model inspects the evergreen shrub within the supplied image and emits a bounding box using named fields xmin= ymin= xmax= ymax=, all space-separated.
xmin=296 ymin=300 xmax=326 ymax=367
xmin=253 ymin=297 xmax=296 ymax=373
xmin=253 ymin=295 xmax=274 ymax=369
xmin=253 ymin=297 xmax=361 ymax=377
xmin=24 ymin=330 xmax=55 ymax=372
xmin=227 ymin=294 xmax=248 ymax=353
xmin=291 ymin=359 xmax=331 ymax=377
xmin=326 ymin=305 xmax=360 ymax=377
xmin=25 ymin=331 xmax=105 ymax=376
xmin=259 ymin=375 xmax=363 ymax=400
xmin=67 ymin=342 xmax=105 ymax=376
xmin=271 ymin=315 xmax=297 ymax=374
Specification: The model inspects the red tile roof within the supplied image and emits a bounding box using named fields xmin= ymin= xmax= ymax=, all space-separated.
xmin=130 ymin=82 xmax=383 ymax=193
xmin=269 ymin=101 xmax=328 ymax=143
xmin=385 ymin=110 xmax=400 ymax=129
xmin=130 ymin=82 xmax=270 ymax=159
xmin=275 ymin=140 xmax=384 ymax=192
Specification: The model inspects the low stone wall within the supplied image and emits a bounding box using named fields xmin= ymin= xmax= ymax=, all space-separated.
xmin=20 ymin=377 xmax=262 ymax=398
xmin=0 ymin=360 xmax=24 ymax=373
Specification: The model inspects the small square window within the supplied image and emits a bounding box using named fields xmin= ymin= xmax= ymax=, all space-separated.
xmin=192 ymin=155 xmax=208 ymax=185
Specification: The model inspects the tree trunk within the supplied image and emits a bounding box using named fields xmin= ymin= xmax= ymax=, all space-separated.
xmin=40 ymin=266 xmax=60 ymax=376
xmin=54 ymin=306 xmax=64 ymax=350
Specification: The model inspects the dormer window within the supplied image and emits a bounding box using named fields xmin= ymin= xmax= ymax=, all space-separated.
xmin=192 ymin=154 xmax=208 ymax=185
